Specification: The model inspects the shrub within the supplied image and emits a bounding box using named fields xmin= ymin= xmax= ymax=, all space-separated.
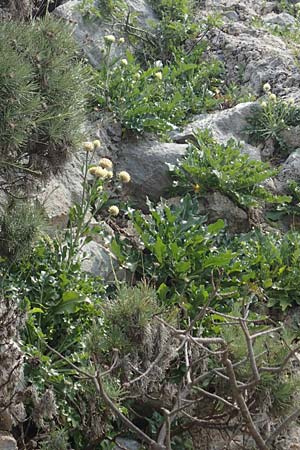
xmin=0 ymin=200 xmax=44 ymax=261
xmin=0 ymin=17 xmax=88 ymax=173
xmin=169 ymin=129 xmax=289 ymax=209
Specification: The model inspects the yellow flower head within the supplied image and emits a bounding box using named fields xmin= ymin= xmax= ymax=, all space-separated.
xmin=93 ymin=139 xmax=101 ymax=149
xmin=155 ymin=71 xmax=163 ymax=81
xmin=83 ymin=141 xmax=94 ymax=152
xmin=94 ymin=167 xmax=110 ymax=178
xmin=193 ymin=183 xmax=201 ymax=193
xmin=269 ymin=93 xmax=277 ymax=101
xmin=88 ymin=166 xmax=98 ymax=175
xmin=263 ymin=82 xmax=271 ymax=93
xmin=119 ymin=37 xmax=125 ymax=44
xmin=118 ymin=170 xmax=131 ymax=183
xmin=121 ymin=58 xmax=128 ymax=66
xmin=104 ymin=35 xmax=116 ymax=43
xmin=108 ymin=205 xmax=119 ymax=216
xmin=99 ymin=157 xmax=113 ymax=169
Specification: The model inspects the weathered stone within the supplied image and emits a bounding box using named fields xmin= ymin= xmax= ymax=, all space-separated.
xmin=274 ymin=149 xmax=300 ymax=193
xmin=80 ymin=240 xmax=126 ymax=281
xmin=280 ymin=125 xmax=300 ymax=151
xmin=198 ymin=191 xmax=250 ymax=233
xmin=206 ymin=22 xmax=300 ymax=95
xmin=0 ymin=434 xmax=17 ymax=450
xmin=171 ymin=102 xmax=261 ymax=160
xmin=54 ymin=0 xmax=157 ymax=67
xmin=115 ymin=138 xmax=188 ymax=206
xmin=263 ymin=12 xmax=296 ymax=27
xmin=113 ymin=438 xmax=141 ymax=450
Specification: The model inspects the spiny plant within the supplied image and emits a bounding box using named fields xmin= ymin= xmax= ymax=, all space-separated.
xmin=0 ymin=16 xmax=88 ymax=174
xmin=169 ymin=129 xmax=289 ymax=209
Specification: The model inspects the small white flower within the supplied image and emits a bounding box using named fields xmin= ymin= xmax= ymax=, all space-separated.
xmin=155 ymin=60 xmax=163 ymax=68
xmin=104 ymin=35 xmax=116 ymax=43
xmin=121 ymin=58 xmax=128 ymax=66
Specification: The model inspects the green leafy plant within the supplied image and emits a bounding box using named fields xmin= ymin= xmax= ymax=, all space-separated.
xmin=231 ymin=230 xmax=300 ymax=311
xmin=0 ymin=16 xmax=88 ymax=173
xmin=112 ymin=194 xmax=235 ymax=313
xmin=94 ymin=42 xmax=222 ymax=133
xmin=169 ymin=129 xmax=288 ymax=209
xmin=78 ymin=0 xmax=126 ymax=19
xmin=246 ymin=91 xmax=300 ymax=155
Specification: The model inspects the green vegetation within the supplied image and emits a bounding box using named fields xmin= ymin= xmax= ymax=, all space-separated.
xmin=169 ymin=129 xmax=289 ymax=208
xmin=0 ymin=17 xmax=88 ymax=173
xmin=94 ymin=39 xmax=222 ymax=133
xmin=78 ymin=0 xmax=126 ymax=19
xmin=247 ymin=90 xmax=300 ymax=155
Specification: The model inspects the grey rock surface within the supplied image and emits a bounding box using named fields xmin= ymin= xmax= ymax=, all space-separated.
xmin=80 ymin=240 xmax=126 ymax=281
xmin=171 ymin=102 xmax=261 ymax=160
xmin=113 ymin=438 xmax=141 ymax=450
xmin=0 ymin=435 xmax=17 ymax=450
xmin=116 ymin=138 xmax=188 ymax=205
xmin=198 ymin=191 xmax=250 ymax=233
xmin=206 ymin=22 xmax=300 ymax=95
xmin=280 ymin=125 xmax=300 ymax=151
xmin=54 ymin=0 xmax=156 ymax=67
xmin=274 ymin=149 xmax=300 ymax=193
xmin=263 ymin=12 xmax=296 ymax=27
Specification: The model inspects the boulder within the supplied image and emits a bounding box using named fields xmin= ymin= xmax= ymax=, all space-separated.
xmin=280 ymin=125 xmax=300 ymax=151
xmin=54 ymin=0 xmax=157 ymax=67
xmin=114 ymin=438 xmax=141 ymax=450
xmin=0 ymin=435 xmax=17 ymax=450
xmin=171 ymin=102 xmax=261 ymax=160
xmin=80 ymin=240 xmax=126 ymax=281
xmin=274 ymin=149 xmax=300 ymax=193
xmin=198 ymin=191 xmax=250 ymax=233
xmin=115 ymin=138 xmax=187 ymax=206
xmin=263 ymin=12 xmax=296 ymax=27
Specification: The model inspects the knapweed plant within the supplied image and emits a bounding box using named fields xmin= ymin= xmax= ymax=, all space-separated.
xmin=169 ymin=129 xmax=289 ymax=209
xmin=246 ymin=83 xmax=300 ymax=155
xmin=93 ymin=35 xmax=222 ymax=133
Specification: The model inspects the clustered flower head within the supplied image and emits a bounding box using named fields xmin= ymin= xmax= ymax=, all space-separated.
xmin=193 ymin=183 xmax=201 ymax=193
xmin=263 ymin=82 xmax=271 ymax=93
xmin=296 ymin=2 xmax=300 ymax=10
xmin=99 ymin=157 xmax=113 ymax=169
xmin=269 ymin=93 xmax=277 ymax=101
xmin=155 ymin=72 xmax=163 ymax=81
xmin=108 ymin=205 xmax=119 ymax=216
xmin=83 ymin=139 xmax=101 ymax=152
xmin=119 ymin=37 xmax=125 ymax=44
xmin=104 ymin=34 xmax=116 ymax=44
xmin=118 ymin=170 xmax=131 ymax=183
xmin=121 ymin=58 xmax=128 ymax=66
xmin=83 ymin=141 xmax=94 ymax=152
xmin=88 ymin=166 xmax=112 ymax=179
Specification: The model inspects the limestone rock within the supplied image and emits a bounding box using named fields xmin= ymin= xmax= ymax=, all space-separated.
xmin=274 ymin=150 xmax=300 ymax=193
xmin=171 ymin=102 xmax=261 ymax=160
xmin=198 ymin=191 xmax=250 ymax=233
xmin=114 ymin=438 xmax=141 ymax=450
xmin=280 ymin=125 xmax=300 ymax=151
xmin=80 ymin=240 xmax=126 ymax=281
xmin=263 ymin=12 xmax=296 ymax=27
xmin=0 ymin=434 xmax=17 ymax=450
xmin=54 ymin=0 xmax=157 ymax=67
xmin=115 ymin=138 xmax=187 ymax=206
xmin=206 ymin=22 xmax=300 ymax=95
